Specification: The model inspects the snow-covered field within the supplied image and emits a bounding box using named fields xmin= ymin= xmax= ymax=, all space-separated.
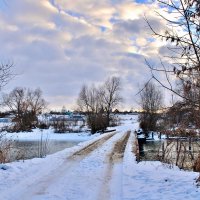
xmin=4 ymin=128 xmax=97 ymax=142
xmin=0 ymin=115 xmax=200 ymax=200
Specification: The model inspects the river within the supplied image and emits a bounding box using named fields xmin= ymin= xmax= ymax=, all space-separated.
xmin=8 ymin=139 xmax=82 ymax=162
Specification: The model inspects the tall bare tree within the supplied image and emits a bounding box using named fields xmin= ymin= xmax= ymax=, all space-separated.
xmin=99 ymin=77 xmax=122 ymax=126
xmin=3 ymin=87 xmax=47 ymax=131
xmin=144 ymin=0 xmax=200 ymax=177
xmin=146 ymin=0 xmax=200 ymax=106
xmin=139 ymin=82 xmax=163 ymax=134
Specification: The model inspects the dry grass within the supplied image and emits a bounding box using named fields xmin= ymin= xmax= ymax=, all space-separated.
xmin=0 ymin=132 xmax=14 ymax=163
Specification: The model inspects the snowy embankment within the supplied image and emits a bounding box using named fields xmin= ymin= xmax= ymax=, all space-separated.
xmin=0 ymin=115 xmax=200 ymax=200
xmin=123 ymin=130 xmax=200 ymax=200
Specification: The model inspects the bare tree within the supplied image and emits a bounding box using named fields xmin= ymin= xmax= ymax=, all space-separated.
xmin=174 ymin=80 xmax=200 ymax=128
xmin=77 ymin=84 xmax=106 ymax=134
xmin=77 ymin=77 xmax=122 ymax=133
xmin=99 ymin=77 xmax=122 ymax=126
xmin=144 ymin=1 xmax=200 ymax=177
xmin=144 ymin=0 xmax=200 ymax=127
xmin=146 ymin=0 xmax=200 ymax=106
xmin=0 ymin=61 xmax=14 ymax=90
xmin=3 ymin=87 xmax=47 ymax=131
xmin=77 ymin=85 xmax=100 ymax=114
xmin=138 ymin=82 xmax=163 ymax=135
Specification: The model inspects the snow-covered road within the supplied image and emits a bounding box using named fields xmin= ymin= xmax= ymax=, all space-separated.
xmin=1 ymin=115 xmax=200 ymax=200
xmin=1 ymin=131 xmax=133 ymax=200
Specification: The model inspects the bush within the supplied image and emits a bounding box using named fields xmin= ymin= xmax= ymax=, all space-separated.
xmin=52 ymin=119 xmax=70 ymax=133
xmin=0 ymin=133 xmax=14 ymax=163
xmin=37 ymin=123 xmax=49 ymax=129
xmin=87 ymin=113 xmax=107 ymax=134
xmin=194 ymin=155 xmax=200 ymax=172
xmin=109 ymin=115 xmax=121 ymax=127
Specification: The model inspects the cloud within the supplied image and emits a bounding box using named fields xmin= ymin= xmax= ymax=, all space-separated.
xmin=0 ymin=0 xmax=169 ymax=111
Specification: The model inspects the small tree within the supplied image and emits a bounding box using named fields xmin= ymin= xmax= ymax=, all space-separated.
xmin=3 ymin=87 xmax=47 ymax=131
xmin=138 ymin=82 xmax=163 ymax=135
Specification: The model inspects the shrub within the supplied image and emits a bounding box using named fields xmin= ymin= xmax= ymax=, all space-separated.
xmin=0 ymin=133 xmax=14 ymax=163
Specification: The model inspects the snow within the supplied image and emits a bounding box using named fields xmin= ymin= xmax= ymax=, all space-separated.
xmin=0 ymin=164 xmax=9 ymax=170
xmin=0 ymin=114 xmax=200 ymax=200
xmin=122 ymin=129 xmax=200 ymax=200
xmin=4 ymin=128 xmax=98 ymax=142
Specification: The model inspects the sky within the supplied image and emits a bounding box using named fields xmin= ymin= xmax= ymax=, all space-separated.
xmin=0 ymin=0 xmax=169 ymax=111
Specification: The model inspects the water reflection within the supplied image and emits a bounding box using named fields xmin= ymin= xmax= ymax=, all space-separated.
xmin=140 ymin=140 xmax=163 ymax=161
xmin=140 ymin=139 xmax=200 ymax=170
xmin=9 ymin=140 xmax=81 ymax=162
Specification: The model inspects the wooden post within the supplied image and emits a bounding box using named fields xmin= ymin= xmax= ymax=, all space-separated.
xmin=134 ymin=131 xmax=140 ymax=162
xmin=162 ymin=142 xmax=165 ymax=160
xmin=189 ymin=137 xmax=191 ymax=151
xmin=152 ymin=131 xmax=154 ymax=139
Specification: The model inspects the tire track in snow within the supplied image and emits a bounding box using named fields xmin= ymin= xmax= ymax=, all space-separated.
xmin=98 ymin=131 xmax=131 ymax=200
xmin=69 ymin=132 xmax=115 ymax=159
xmin=122 ymin=131 xmax=136 ymax=200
